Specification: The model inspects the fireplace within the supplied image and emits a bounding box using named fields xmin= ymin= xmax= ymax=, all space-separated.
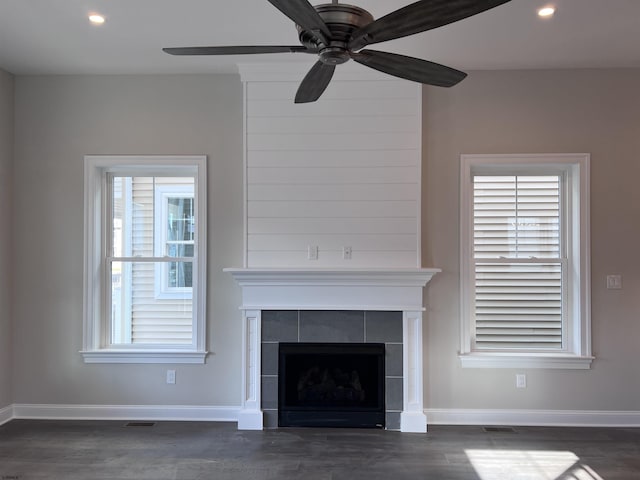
xmin=260 ymin=310 xmax=403 ymax=429
xmin=278 ymin=342 xmax=386 ymax=428
xmin=224 ymin=268 xmax=439 ymax=433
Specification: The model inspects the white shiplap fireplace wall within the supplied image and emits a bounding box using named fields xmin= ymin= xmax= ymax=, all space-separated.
xmin=226 ymin=63 xmax=438 ymax=433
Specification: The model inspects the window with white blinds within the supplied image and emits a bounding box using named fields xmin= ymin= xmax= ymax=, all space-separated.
xmin=459 ymin=154 xmax=592 ymax=369
xmin=473 ymin=175 xmax=563 ymax=350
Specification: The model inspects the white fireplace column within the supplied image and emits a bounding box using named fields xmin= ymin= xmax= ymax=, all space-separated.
xmin=237 ymin=309 xmax=263 ymax=430
xmin=402 ymin=310 xmax=427 ymax=432
xmin=226 ymin=268 xmax=439 ymax=433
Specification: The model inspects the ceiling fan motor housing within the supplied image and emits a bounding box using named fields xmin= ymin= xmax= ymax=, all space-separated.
xmin=297 ymin=3 xmax=374 ymax=65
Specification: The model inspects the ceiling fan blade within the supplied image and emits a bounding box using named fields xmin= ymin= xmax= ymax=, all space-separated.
xmin=163 ymin=46 xmax=314 ymax=55
xmin=350 ymin=49 xmax=467 ymax=87
xmin=349 ymin=0 xmax=511 ymax=50
xmin=268 ymin=0 xmax=332 ymax=44
xmin=294 ymin=61 xmax=336 ymax=103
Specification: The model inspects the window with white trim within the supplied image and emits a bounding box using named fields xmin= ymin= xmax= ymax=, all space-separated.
xmin=154 ymin=185 xmax=195 ymax=299
xmin=83 ymin=156 xmax=207 ymax=364
xmin=460 ymin=154 xmax=592 ymax=369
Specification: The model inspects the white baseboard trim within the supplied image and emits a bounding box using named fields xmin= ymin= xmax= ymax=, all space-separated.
xmin=5 ymin=405 xmax=640 ymax=429
xmin=426 ymin=408 xmax=640 ymax=427
xmin=0 ymin=404 xmax=13 ymax=426
xmin=11 ymin=404 xmax=241 ymax=422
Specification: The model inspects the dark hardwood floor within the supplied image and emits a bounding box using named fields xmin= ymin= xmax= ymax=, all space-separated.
xmin=1 ymin=420 xmax=639 ymax=479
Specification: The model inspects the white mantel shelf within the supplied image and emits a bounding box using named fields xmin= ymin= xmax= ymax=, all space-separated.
xmin=224 ymin=268 xmax=439 ymax=285
xmin=226 ymin=267 xmax=440 ymax=433
xmin=224 ymin=268 xmax=440 ymax=311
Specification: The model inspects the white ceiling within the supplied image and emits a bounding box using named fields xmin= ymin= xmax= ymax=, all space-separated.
xmin=1 ymin=0 xmax=639 ymax=76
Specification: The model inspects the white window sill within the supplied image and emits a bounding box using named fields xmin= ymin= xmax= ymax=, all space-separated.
xmin=80 ymin=350 xmax=208 ymax=364
xmin=459 ymin=353 xmax=594 ymax=369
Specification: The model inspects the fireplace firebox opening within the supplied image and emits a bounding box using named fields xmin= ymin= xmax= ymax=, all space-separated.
xmin=278 ymin=342 xmax=385 ymax=428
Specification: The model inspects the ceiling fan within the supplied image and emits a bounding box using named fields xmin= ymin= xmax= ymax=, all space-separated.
xmin=163 ymin=0 xmax=511 ymax=103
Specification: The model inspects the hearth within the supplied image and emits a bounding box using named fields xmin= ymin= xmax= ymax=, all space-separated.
xmin=278 ymin=342 xmax=385 ymax=428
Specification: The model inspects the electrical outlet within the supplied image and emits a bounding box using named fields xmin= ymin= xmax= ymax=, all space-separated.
xmin=606 ymin=275 xmax=622 ymax=289
xmin=307 ymin=245 xmax=318 ymax=260
xmin=516 ymin=374 xmax=526 ymax=388
xmin=166 ymin=369 xmax=176 ymax=384
xmin=343 ymin=246 xmax=352 ymax=260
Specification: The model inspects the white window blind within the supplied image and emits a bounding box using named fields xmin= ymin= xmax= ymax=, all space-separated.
xmin=473 ymin=175 xmax=563 ymax=350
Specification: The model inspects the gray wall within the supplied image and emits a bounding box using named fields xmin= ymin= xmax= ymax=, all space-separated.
xmin=12 ymin=75 xmax=244 ymax=406
xmin=0 ymin=69 xmax=14 ymax=409
xmin=7 ymin=69 xmax=640 ymax=414
xmin=423 ymin=69 xmax=640 ymax=411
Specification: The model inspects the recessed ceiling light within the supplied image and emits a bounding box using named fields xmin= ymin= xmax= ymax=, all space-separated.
xmin=89 ymin=13 xmax=106 ymax=25
xmin=538 ymin=6 xmax=555 ymax=18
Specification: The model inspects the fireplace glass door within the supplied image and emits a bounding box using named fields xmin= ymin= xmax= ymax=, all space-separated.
xmin=278 ymin=343 xmax=385 ymax=428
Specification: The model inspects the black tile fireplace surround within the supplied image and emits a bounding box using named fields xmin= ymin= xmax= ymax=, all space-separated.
xmin=260 ymin=310 xmax=404 ymax=430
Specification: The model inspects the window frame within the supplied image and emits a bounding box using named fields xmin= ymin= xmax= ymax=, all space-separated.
xmin=82 ymin=155 xmax=208 ymax=364
xmin=154 ymin=185 xmax=195 ymax=300
xmin=459 ymin=154 xmax=592 ymax=369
